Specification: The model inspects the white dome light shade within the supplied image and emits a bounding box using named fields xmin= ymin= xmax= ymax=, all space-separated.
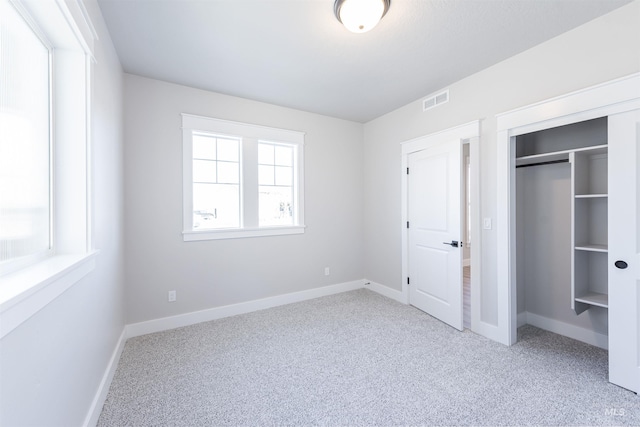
xmin=334 ymin=0 xmax=391 ymax=34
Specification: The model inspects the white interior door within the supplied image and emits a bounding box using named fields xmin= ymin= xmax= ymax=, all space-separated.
xmin=408 ymin=139 xmax=463 ymax=330
xmin=608 ymin=109 xmax=640 ymax=393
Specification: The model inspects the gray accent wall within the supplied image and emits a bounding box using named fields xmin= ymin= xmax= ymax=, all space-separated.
xmin=123 ymin=75 xmax=365 ymax=324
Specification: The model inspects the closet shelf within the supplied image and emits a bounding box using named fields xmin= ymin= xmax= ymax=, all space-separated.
xmin=516 ymin=152 xmax=568 ymax=167
xmin=575 ymin=292 xmax=608 ymax=308
xmin=515 ymin=144 xmax=608 ymax=167
xmin=575 ymin=194 xmax=607 ymax=199
xmin=575 ymin=244 xmax=608 ymax=252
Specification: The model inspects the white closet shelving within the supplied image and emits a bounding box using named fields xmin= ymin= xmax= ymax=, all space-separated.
xmin=571 ymin=145 xmax=608 ymax=313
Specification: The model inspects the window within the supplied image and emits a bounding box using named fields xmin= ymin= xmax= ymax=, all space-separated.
xmin=258 ymin=142 xmax=295 ymax=227
xmin=192 ymin=134 xmax=241 ymax=229
xmin=0 ymin=0 xmax=51 ymax=273
xmin=182 ymin=114 xmax=305 ymax=241
xmin=0 ymin=0 xmax=96 ymax=339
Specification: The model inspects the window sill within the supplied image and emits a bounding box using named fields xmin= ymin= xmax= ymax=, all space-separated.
xmin=0 ymin=252 xmax=98 ymax=339
xmin=183 ymin=225 xmax=306 ymax=241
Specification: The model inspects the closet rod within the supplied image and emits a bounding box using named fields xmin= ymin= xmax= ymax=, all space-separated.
xmin=516 ymin=159 xmax=569 ymax=169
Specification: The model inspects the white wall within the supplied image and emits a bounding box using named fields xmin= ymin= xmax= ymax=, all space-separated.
xmin=363 ymin=2 xmax=640 ymax=327
xmin=0 ymin=1 xmax=125 ymax=426
xmin=123 ymin=75 xmax=364 ymax=324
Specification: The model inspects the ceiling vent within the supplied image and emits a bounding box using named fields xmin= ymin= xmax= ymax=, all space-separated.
xmin=423 ymin=89 xmax=449 ymax=112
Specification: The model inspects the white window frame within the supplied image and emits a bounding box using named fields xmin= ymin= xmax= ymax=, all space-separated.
xmin=182 ymin=114 xmax=305 ymax=241
xmin=0 ymin=0 xmax=97 ymax=339
xmin=257 ymin=140 xmax=298 ymax=227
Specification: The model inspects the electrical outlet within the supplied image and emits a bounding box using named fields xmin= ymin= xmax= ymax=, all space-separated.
xmin=324 ymin=267 xmax=330 ymax=276
xmin=168 ymin=290 xmax=176 ymax=302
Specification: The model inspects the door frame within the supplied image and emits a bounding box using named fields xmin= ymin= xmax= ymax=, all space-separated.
xmin=401 ymin=120 xmax=480 ymax=331
xmin=496 ymin=73 xmax=640 ymax=346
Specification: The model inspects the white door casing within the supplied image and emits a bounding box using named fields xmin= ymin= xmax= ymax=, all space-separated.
xmin=407 ymin=140 xmax=463 ymax=330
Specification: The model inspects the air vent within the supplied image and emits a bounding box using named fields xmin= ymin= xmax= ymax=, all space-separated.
xmin=423 ymin=89 xmax=449 ymax=112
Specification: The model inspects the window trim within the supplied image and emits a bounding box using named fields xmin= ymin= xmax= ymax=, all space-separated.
xmin=183 ymin=226 xmax=305 ymax=242
xmin=181 ymin=114 xmax=305 ymax=241
xmin=0 ymin=251 xmax=97 ymax=339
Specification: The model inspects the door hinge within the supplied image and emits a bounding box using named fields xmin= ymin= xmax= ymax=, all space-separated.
xmin=407 ymin=277 xmax=410 ymax=285
xmin=407 ymin=221 xmax=409 ymax=228
xmin=406 ymin=167 xmax=409 ymax=174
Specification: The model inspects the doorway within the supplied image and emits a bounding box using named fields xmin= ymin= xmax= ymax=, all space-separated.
xmin=462 ymin=143 xmax=471 ymax=329
xmin=401 ymin=121 xmax=480 ymax=332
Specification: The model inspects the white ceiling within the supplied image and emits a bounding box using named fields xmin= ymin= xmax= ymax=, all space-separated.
xmin=97 ymin=0 xmax=631 ymax=123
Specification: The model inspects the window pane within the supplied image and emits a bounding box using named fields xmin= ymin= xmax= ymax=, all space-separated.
xmin=193 ymin=134 xmax=216 ymax=160
xmin=274 ymin=145 xmax=293 ymax=166
xmin=193 ymin=183 xmax=239 ymax=229
xmin=0 ymin=2 xmax=51 ymax=263
xmin=193 ymin=159 xmax=216 ymax=183
xmin=217 ymin=137 xmax=239 ymax=162
xmin=258 ymin=143 xmax=274 ymax=165
xmin=217 ymin=161 xmax=239 ymax=184
xmin=259 ymin=186 xmax=293 ymax=226
xmin=258 ymin=165 xmax=274 ymax=186
xmin=275 ymin=166 xmax=292 ymax=186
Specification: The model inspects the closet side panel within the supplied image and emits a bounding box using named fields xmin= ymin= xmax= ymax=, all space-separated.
xmin=516 ymin=170 xmax=526 ymax=321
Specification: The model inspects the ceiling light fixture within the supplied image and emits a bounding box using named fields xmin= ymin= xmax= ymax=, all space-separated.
xmin=334 ymin=0 xmax=391 ymax=34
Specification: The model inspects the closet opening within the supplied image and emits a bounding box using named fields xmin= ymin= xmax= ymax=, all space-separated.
xmin=514 ymin=116 xmax=608 ymax=349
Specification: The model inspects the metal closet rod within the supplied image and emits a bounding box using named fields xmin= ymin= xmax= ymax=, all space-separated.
xmin=515 ymin=159 xmax=569 ymax=169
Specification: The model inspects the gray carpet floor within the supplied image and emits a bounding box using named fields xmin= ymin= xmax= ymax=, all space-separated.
xmin=98 ymin=289 xmax=639 ymax=426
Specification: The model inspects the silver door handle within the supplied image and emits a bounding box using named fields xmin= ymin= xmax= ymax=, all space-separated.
xmin=442 ymin=240 xmax=459 ymax=248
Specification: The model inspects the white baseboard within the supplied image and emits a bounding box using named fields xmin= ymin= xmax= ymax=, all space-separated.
xmin=83 ymin=328 xmax=127 ymax=427
xmin=521 ymin=311 xmax=608 ymax=349
xmin=125 ymin=279 xmax=364 ymax=338
xmin=517 ymin=311 xmax=528 ymax=328
xmin=364 ymin=280 xmax=405 ymax=303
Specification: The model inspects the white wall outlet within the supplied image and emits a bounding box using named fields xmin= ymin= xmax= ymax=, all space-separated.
xmin=483 ymin=218 xmax=492 ymax=230
xmin=324 ymin=267 xmax=330 ymax=276
xmin=168 ymin=290 xmax=176 ymax=302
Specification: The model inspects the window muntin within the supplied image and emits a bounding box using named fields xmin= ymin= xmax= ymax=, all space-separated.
xmin=258 ymin=142 xmax=295 ymax=227
xmin=192 ymin=134 xmax=240 ymax=229
xmin=0 ymin=0 xmax=51 ymax=268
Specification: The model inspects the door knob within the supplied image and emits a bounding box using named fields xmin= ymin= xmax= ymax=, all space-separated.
xmin=443 ymin=240 xmax=459 ymax=248
xmin=615 ymin=260 xmax=628 ymax=269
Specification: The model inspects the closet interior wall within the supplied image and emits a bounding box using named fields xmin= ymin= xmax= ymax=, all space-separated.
xmin=515 ymin=117 xmax=608 ymax=343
